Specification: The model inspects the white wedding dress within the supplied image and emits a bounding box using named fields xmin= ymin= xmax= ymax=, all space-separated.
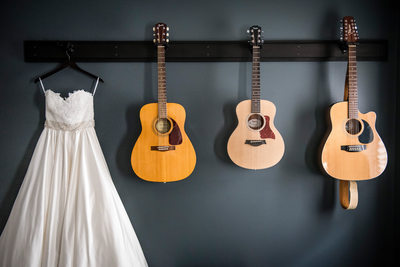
xmin=0 ymin=80 xmax=148 ymax=267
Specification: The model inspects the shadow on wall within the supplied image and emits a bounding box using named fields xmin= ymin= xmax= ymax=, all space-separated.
xmin=213 ymin=62 xmax=248 ymax=164
xmin=304 ymin=9 xmax=342 ymax=212
xmin=212 ymin=22 xmax=251 ymax=164
xmin=116 ymin=62 xmax=155 ymax=178
xmin=176 ymin=251 xmax=246 ymax=267
xmin=373 ymin=21 xmax=397 ymax=265
xmin=0 ymin=88 xmax=44 ymax=232
xmin=115 ymin=20 xmax=159 ymax=178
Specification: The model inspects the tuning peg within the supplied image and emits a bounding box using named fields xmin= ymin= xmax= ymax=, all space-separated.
xmin=152 ymin=27 xmax=155 ymax=31
xmin=247 ymin=29 xmax=250 ymax=33
xmin=153 ymin=39 xmax=156 ymax=43
xmin=166 ymin=39 xmax=169 ymax=43
xmin=340 ymin=37 xmax=343 ymax=41
xmin=261 ymin=40 xmax=264 ymax=43
xmin=166 ymin=33 xmax=169 ymax=36
xmin=166 ymin=27 xmax=169 ymax=31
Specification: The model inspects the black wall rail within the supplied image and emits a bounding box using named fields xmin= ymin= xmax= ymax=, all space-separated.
xmin=24 ymin=40 xmax=387 ymax=62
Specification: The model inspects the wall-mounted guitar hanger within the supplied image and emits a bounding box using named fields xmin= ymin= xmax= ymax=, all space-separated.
xmin=24 ymin=40 xmax=387 ymax=62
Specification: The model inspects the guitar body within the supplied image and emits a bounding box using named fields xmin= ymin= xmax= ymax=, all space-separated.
xmin=227 ymin=99 xmax=285 ymax=169
xmin=321 ymin=101 xmax=387 ymax=180
xmin=131 ymin=103 xmax=196 ymax=182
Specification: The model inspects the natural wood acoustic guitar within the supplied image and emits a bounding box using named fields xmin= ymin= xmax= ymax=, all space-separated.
xmin=321 ymin=17 xmax=387 ymax=181
xmin=131 ymin=23 xmax=196 ymax=182
xmin=227 ymin=26 xmax=285 ymax=170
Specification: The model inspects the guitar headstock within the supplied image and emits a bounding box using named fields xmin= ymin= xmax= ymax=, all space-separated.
xmin=340 ymin=16 xmax=359 ymax=44
xmin=153 ymin=22 xmax=169 ymax=46
xmin=247 ymin=25 xmax=264 ymax=47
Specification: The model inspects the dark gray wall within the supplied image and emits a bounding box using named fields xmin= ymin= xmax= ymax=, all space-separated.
xmin=0 ymin=0 xmax=398 ymax=266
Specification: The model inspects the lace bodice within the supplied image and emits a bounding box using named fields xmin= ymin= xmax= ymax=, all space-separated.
xmin=45 ymin=90 xmax=94 ymax=131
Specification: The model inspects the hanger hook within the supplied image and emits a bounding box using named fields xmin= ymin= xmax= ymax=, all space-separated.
xmin=65 ymin=42 xmax=74 ymax=61
xmin=66 ymin=50 xmax=71 ymax=61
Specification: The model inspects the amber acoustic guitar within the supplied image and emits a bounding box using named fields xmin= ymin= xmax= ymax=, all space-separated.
xmin=321 ymin=17 xmax=387 ymax=181
xmin=227 ymin=26 xmax=284 ymax=170
xmin=131 ymin=23 xmax=196 ymax=182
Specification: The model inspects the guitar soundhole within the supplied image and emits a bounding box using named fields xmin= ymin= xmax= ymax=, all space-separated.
xmin=247 ymin=114 xmax=264 ymax=130
xmin=345 ymin=119 xmax=362 ymax=135
xmin=155 ymin=118 xmax=172 ymax=134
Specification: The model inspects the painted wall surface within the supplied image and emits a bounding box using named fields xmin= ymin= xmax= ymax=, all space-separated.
xmin=0 ymin=0 xmax=398 ymax=266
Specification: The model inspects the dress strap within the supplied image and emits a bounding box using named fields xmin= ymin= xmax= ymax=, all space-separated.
xmin=92 ymin=77 xmax=100 ymax=96
xmin=38 ymin=77 xmax=46 ymax=93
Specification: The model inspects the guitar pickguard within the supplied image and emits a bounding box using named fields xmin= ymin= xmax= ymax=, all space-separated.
xmin=260 ymin=116 xmax=275 ymax=139
xmin=359 ymin=120 xmax=374 ymax=144
xmin=169 ymin=118 xmax=183 ymax=145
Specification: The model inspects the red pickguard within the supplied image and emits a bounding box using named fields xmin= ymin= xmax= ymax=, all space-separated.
xmin=169 ymin=118 xmax=183 ymax=145
xmin=260 ymin=116 xmax=275 ymax=139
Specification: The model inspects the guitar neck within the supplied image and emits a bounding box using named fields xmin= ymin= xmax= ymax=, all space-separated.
xmin=158 ymin=45 xmax=167 ymax=118
xmin=251 ymin=46 xmax=261 ymax=113
xmin=348 ymin=44 xmax=358 ymax=119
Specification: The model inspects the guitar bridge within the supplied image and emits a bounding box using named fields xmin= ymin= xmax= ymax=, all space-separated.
xmin=245 ymin=140 xmax=266 ymax=147
xmin=151 ymin=145 xmax=176 ymax=151
xmin=341 ymin=145 xmax=366 ymax=152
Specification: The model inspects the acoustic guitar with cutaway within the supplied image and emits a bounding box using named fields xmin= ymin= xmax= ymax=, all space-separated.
xmin=227 ymin=25 xmax=285 ymax=170
xmin=321 ymin=17 xmax=387 ymax=180
xmin=131 ymin=23 xmax=196 ymax=182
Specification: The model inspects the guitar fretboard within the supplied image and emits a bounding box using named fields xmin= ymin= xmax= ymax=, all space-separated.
xmin=251 ymin=46 xmax=261 ymax=113
xmin=158 ymin=45 xmax=167 ymax=118
xmin=348 ymin=45 xmax=358 ymax=119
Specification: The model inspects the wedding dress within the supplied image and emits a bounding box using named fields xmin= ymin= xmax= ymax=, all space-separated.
xmin=0 ymin=79 xmax=148 ymax=267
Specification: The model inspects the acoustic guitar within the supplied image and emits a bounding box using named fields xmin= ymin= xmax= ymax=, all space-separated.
xmin=131 ymin=23 xmax=196 ymax=182
xmin=227 ymin=26 xmax=285 ymax=170
xmin=321 ymin=17 xmax=387 ymax=181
